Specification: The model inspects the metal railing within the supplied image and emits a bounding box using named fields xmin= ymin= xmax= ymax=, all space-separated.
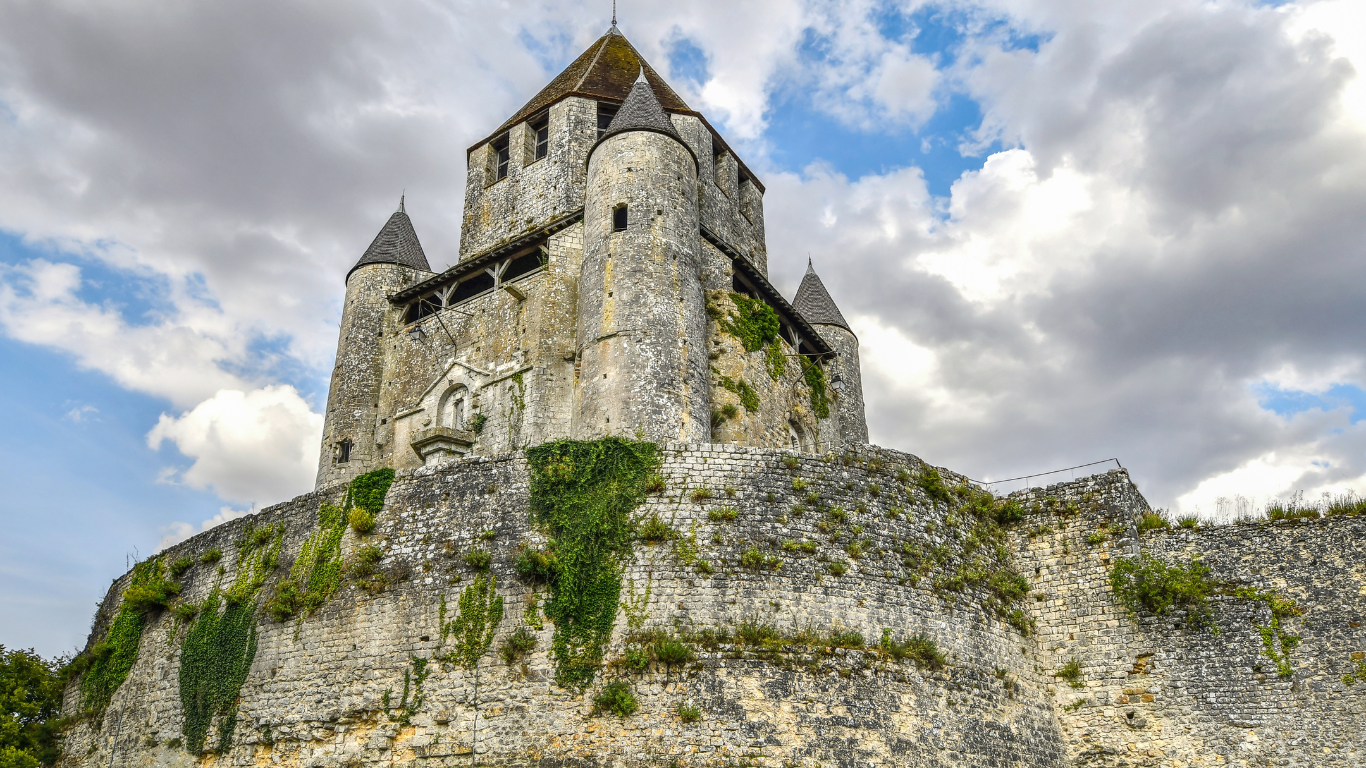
xmin=973 ymin=458 xmax=1123 ymax=494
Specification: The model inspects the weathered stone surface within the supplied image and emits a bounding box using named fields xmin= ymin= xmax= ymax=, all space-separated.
xmin=62 ymin=448 xmax=1365 ymax=767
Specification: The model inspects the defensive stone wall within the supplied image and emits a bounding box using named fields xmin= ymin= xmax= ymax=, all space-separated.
xmin=60 ymin=448 xmax=1364 ymax=768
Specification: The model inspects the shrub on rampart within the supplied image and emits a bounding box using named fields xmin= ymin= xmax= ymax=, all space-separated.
xmin=1109 ymin=553 xmax=1215 ymax=629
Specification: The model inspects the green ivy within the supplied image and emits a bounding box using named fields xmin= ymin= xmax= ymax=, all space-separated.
xmin=801 ymin=358 xmax=831 ymax=419
xmin=178 ymin=523 xmax=281 ymax=755
xmin=765 ymin=339 xmax=787 ymax=382
xmin=525 ymin=438 xmax=658 ymax=688
xmin=718 ymin=375 xmax=760 ymax=412
xmin=441 ymin=573 xmax=504 ymax=670
xmin=1109 ymin=553 xmax=1216 ymax=630
xmin=720 ymin=292 xmax=780 ymax=353
xmin=266 ymin=468 xmax=393 ymax=621
xmin=79 ymin=557 xmax=173 ymax=721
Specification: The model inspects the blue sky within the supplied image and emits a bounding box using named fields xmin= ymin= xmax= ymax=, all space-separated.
xmin=3 ymin=0 xmax=1366 ymax=657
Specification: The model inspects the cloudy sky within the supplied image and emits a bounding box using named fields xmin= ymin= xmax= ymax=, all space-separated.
xmin=2 ymin=0 xmax=1364 ymax=656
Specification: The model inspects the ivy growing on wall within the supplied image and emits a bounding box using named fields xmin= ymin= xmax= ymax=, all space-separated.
xmin=78 ymin=557 xmax=175 ymax=721
xmin=801 ymin=358 xmax=831 ymax=419
xmin=718 ymin=375 xmax=759 ymax=412
xmin=525 ymin=438 xmax=658 ymax=688
xmin=765 ymin=339 xmax=787 ymax=381
xmin=178 ymin=522 xmax=282 ymax=755
xmin=720 ymin=292 xmax=780 ymax=353
xmin=266 ymin=468 xmax=394 ymax=622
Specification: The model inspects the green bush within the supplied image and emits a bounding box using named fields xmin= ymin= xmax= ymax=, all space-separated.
xmin=1109 ymin=553 xmax=1216 ymax=629
xmin=826 ymin=629 xmax=864 ymax=649
xmin=168 ymin=557 xmax=195 ymax=578
xmin=636 ymin=516 xmax=675 ymax=544
xmin=348 ymin=508 xmax=376 ymax=535
xmin=593 ymin=681 xmax=638 ymax=717
xmin=719 ymin=292 xmax=781 ymax=352
xmin=993 ymin=499 xmax=1025 ymax=525
xmin=514 ymin=547 xmax=559 ymax=582
xmin=1055 ymin=658 xmax=1084 ymax=689
xmin=916 ymin=468 xmax=954 ymax=505
xmin=463 ymin=548 xmax=492 ymax=570
xmin=199 ymin=548 xmax=222 ymax=564
xmin=740 ymin=547 xmax=764 ymax=569
xmin=1085 ymin=531 xmax=1107 ymax=546
xmin=122 ymin=558 xmax=181 ymax=616
xmin=498 ymin=627 xmax=537 ymax=665
xmin=652 ymin=638 xmax=696 ymax=670
xmin=1136 ymin=512 xmax=1170 ymax=533
xmin=678 ymin=703 xmax=702 ymax=723
xmin=880 ymin=630 xmax=946 ymax=670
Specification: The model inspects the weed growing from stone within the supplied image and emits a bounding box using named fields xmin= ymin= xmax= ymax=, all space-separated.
xmin=348 ymin=507 xmax=376 ymax=535
xmin=199 ymin=548 xmax=221 ymax=564
xmin=1055 ymin=659 xmax=1084 ymax=689
xmin=1136 ymin=512 xmax=1170 ymax=533
xmin=593 ymin=680 xmax=638 ymax=717
xmin=499 ymin=627 xmax=537 ymax=665
xmin=463 ymin=548 xmax=492 ymax=570
xmin=678 ymin=703 xmax=702 ymax=723
xmin=707 ymin=507 xmax=738 ymax=522
xmin=1109 ymin=553 xmax=1215 ymax=630
xmin=879 ymin=629 xmax=945 ymax=670
xmin=168 ymin=557 xmax=195 ymax=578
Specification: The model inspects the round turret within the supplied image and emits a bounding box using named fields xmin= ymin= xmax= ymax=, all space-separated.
xmin=574 ymin=72 xmax=708 ymax=442
xmin=793 ymin=260 xmax=868 ymax=445
xmin=317 ymin=201 xmax=433 ymax=488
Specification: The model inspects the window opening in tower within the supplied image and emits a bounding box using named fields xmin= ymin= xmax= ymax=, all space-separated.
xmin=531 ymin=113 xmax=549 ymax=161
xmin=613 ymin=205 xmax=628 ymax=232
xmin=337 ymin=439 xmax=353 ymax=463
xmin=597 ymin=102 xmax=619 ymax=140
xmin=493 ymin=135 xmax=510 ymax=181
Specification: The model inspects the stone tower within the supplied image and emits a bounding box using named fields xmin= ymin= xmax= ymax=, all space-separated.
xmin=794 ymin=260 xmax=868 ymax=444
xmin=574 ymin=70 xmax=708 ymax=442
xmin=316 ymin=199 xmax=433 ymax=487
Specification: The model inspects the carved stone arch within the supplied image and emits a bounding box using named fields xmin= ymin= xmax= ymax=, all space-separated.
xmin=439 ymin=385 xmax=469 ymax=430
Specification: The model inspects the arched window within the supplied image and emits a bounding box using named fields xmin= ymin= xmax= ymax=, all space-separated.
xmin=788 ymin=423 xmax=805 ymax=453
xmin=440 ymin=386 xmax=468 ymax=430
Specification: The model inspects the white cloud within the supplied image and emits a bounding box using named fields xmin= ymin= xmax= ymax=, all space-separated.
xmin=63 ymin=403 xmax=98 ymax=423
xmin=147 ymin=386 xmax=323 ymax=505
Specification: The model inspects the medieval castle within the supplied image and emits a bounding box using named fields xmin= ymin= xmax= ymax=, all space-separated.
xmin=59 ymin=23 xmax=1365 ymax=768
xmin=316 ymin=25 xmax=865 ymax=489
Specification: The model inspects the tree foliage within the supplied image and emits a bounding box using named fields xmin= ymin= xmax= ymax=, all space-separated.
xmin=0 ymin=647 xmax=64 ymax=768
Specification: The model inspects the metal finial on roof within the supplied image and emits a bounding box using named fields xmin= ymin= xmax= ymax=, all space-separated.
xmin=398 ymin=193 xmax=405 ymax=213
xmin=636 ymin=65 xmax=647 ymax=84
xmin=608 ymin=0 xmax=620 ymax=34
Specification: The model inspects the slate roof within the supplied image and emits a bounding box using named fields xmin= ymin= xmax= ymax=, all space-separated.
xmin=597 ymin=69 xmax=686 ymax=148
xmin=478 ymin=28 xmax=694 ymax=146
xmin=792 ymin=259 xmax=850 ymax=332
xmin=348 ymin=200 xmax=432 ymax=280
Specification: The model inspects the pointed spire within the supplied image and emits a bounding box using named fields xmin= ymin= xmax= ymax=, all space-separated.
xmin=609 ymin=0 xmax=619 ymax=34
xmin=348 ymin=203 xmax=432 ymax=280
xmin=597 ymin=67 xmax=684 ymax=147
xmin=792 ymin=259 xmax=850 ymax=331
xmin=398 ymin=193 xmax=405 ymax=213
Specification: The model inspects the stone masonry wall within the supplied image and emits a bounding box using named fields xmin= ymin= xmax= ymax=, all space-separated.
xmin=1013 ymin=470 xmax=1366 ymax=767
xmin=62 ymin=451 xmax=1364 ymax=768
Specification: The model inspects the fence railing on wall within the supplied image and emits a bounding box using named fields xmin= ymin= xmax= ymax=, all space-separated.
xmin=973 ymin=458 xmax=1123 ymax=495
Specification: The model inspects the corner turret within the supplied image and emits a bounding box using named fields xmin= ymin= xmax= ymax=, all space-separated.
xmin=317 ymin=199 xmax=434 ymax=488
xmin=794 ymin=259 xmax=868 ymax=444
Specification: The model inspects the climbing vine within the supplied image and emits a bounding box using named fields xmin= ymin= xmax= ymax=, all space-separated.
xmin=440 ymin=573 xmax=504 ymax=670
xmin=265 ymin=468 xmax=394 ymax=621
xmin=178 ymin=522 xmax=282 ymax=755
xmin=525 ymin=438 xmax=658 ymax=687
xmin=78 ymin=557 xmax=175 ymax=721
xmin=765 ymin=338 xmax=787 ymax=381
xmin=801 ymin=358 xmax=831 ymax=419
xmin=719 ymin=292 xmax=781 ymax=353
xmin=718 ymin=375 xmax=759 ymax=412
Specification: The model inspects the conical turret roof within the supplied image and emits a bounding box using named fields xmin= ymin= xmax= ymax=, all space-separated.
xmin=792 ymin=259 xmax=850 ymax=332
xmin=598 ymin=68 xmax=685 ymax=147
xmin=348 ymin=199 xmax=432 ymax=280
xmin=474 ymin=28 xmax=695 ymax=148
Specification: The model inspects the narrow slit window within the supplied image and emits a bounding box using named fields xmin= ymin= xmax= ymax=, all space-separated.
xmin=493 ymin=135 xmax=510 ymax=181
xmin=337 ymin=439 xmax=353 ymax=463
xmin=613 ymin=205 xmax=628 ymax=232
xmin=597 ymin=102 xmax=619 ymax=140
xmin=531 ymin=114 xmax=549 ymax=161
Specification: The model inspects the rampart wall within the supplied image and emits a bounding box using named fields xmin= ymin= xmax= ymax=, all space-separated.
xmin=61 ymin=446 xmax=1365 ymax=768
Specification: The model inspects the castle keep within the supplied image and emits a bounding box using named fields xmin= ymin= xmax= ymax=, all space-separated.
xmin=59 ymin=22 xmax=1365 ymax=768
xmin=317 ymin=27 xmax=867 ymax=488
